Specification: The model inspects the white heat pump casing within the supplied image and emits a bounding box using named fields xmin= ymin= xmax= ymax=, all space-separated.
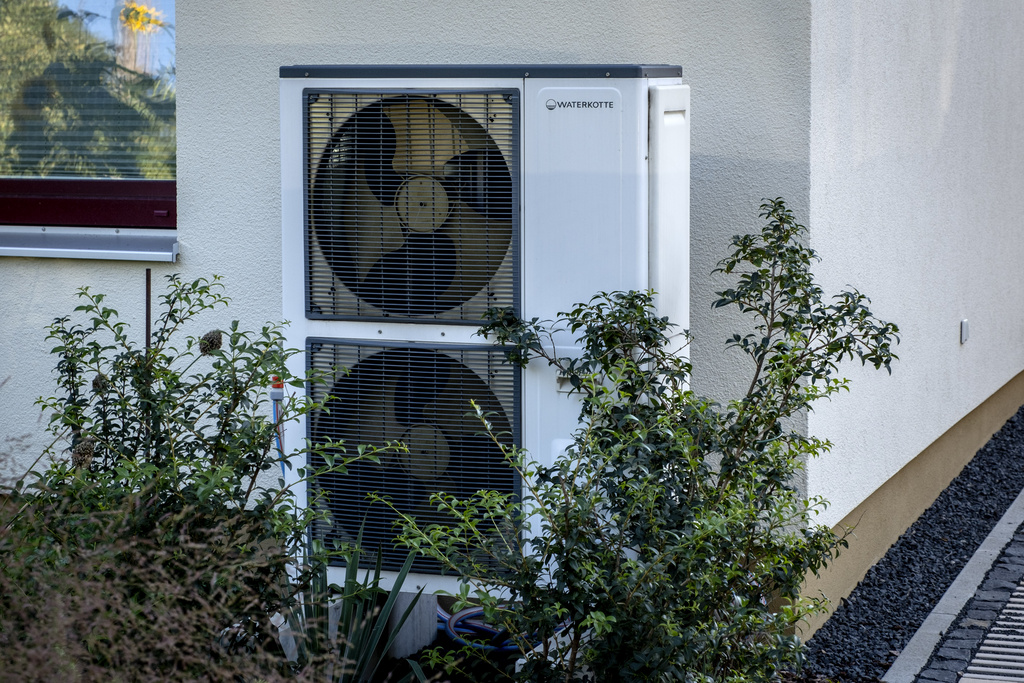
xmin=279 ymin=67 xmax=689 ymax=593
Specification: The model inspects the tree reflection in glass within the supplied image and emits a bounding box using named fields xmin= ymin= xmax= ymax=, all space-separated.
xmin=0 ymin=0 xmax=175 ymax=180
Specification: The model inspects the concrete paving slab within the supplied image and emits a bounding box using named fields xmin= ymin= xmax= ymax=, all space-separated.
xmin=883 ymin=487 xmax=1024 ymax=683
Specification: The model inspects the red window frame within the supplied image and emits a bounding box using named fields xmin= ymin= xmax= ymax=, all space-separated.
xmin=0 ymin=178 xmax=176 ymax=229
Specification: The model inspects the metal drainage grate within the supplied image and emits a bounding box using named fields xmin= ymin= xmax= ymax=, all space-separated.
xmin=961 ymin=583 xmax=1024 ymax=682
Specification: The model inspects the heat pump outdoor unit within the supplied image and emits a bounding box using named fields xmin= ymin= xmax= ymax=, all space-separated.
xmin=279 ymin=65 xmax=689 ymax=592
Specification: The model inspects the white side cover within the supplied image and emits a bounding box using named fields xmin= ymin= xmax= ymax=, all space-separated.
xmin=522 ymin=77 xmax=649 ymax=321
xmin=648 ymin=84 xmax=691 ymax=346
xmin=279 ymin=76 xmax=307 ymax=511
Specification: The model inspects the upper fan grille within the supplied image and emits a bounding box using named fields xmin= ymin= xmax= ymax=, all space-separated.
xmin=305 ymin=90 xmax=520 ymax=323
xmin=307 ymin=339 xmax=520 ymax=573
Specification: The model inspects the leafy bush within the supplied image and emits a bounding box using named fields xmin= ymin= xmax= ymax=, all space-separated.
xmin=394 ymin=199 xmax=900 ymax=682
xmin=0 ymin=275 xmax=420 ymax=682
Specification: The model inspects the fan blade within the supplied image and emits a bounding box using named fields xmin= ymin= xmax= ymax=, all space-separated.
xmin=316 ymin=157 xmax=406 ymax=295
xmin=431 ymin=201 xmax=513 ymax=311
xmin=418 ymin=360 xmax=515 ymax=494
xmin=350 ymin=102 xmax=403 ymax=206
xmin=313 ymin=356 xmax=399 ymax=453
xmin=389 ymin=349 xmax=453 ymax=428
xmin=359 ymin=231 xmax=457 ymax=316
xmin=442 ymin=148 xmax=514 ymax=220
xmin=386 ymin=99 xmax=470 ymax=176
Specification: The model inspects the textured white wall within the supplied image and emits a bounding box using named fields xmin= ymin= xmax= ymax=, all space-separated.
xmin=0 ymin=259 xmax=176 ymax=480
xmin=1 ymin=1 xmax=813 ymax=477
xmin=807 ymin=1 xmax=1024 ymax=526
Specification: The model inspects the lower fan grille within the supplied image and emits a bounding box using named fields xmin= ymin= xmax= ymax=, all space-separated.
xmin=307 ymin=339 xmax=520 ymax=573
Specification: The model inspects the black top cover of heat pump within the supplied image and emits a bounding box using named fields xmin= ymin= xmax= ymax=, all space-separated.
xmin=282 ymin=64 xmax=683 ymax=79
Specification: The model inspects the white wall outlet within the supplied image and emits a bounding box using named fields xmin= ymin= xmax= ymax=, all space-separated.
xmin=961 ymin=319 xmax=969 ymax=344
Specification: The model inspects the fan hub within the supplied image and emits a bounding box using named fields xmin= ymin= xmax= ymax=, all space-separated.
xmin=397 ymin=175 xmax=450 ymax=233
xmin=400 ymin=424 xmax=451 ymax=481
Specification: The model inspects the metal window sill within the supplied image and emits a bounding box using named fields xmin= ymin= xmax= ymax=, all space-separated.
xmin=0 ymin=225 xmax=179 ymax=262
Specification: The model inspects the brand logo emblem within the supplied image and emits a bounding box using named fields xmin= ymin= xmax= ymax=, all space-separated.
xmin=544 ymin=99 xmax=615 ymax=111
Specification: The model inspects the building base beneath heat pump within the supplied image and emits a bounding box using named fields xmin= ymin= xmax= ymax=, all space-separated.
xmin=389 ymin=592 xmax=439 ymax=659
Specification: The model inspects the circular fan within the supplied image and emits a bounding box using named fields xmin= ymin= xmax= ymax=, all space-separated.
xmin=310 ymin=348 xmax=515 ymax=570
xmin=311 ymin=96 xmax=514 ymax=317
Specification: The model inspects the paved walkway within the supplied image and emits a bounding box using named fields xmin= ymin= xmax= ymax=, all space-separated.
xmin=882 ymin=487 xmax=1024 ymax=682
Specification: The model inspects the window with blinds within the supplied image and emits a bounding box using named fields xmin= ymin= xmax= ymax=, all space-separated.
xmin=0 ymin=0 xmax=175 ymax=229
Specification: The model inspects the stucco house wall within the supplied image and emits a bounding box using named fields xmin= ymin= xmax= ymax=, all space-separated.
xmin=807 ymin=1 xmax=1024 ymax=527
xmin=3 ymin=0 xmax=1024 ymax=627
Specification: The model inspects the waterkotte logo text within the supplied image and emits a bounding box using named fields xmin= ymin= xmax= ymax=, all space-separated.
xmin=545 ymin=99 xmax=615 ymax=110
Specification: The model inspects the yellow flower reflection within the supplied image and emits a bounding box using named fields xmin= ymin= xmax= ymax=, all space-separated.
xmin=120 ymin=2 xmax=165 ymax=34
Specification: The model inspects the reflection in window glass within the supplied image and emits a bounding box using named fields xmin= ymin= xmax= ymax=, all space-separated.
xmin=0 ymin=0 xmax=175 ymax=180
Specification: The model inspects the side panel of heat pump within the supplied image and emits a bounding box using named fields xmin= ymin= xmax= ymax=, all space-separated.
xmin=521 ymin=77 xmax=650 ymax=470
xmin=522 ymin=78 xmax=649 ymax=323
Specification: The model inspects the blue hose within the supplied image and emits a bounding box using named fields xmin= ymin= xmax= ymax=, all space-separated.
xmin=436 ymin=604 xmax=568 ymax=654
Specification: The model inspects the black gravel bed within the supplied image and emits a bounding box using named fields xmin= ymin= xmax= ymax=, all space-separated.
xmin=794 ymin=405 xmax=1024 ymax=683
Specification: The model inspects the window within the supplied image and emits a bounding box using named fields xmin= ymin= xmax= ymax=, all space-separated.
xmin=0 ymin=0 xmax=176 ymax=260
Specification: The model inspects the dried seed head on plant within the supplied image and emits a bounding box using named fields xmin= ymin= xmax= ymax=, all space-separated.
xmin=92 ymin=373 xmax=110 ymax=394
xmin=200 ymin=330 xmax=223 ymax=356
xmin=72 ymin=436 xmax=96 ymax=469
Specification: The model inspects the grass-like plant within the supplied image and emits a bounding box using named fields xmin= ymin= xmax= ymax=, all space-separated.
xmin=285 ymin=527 xmax=427 ymax=683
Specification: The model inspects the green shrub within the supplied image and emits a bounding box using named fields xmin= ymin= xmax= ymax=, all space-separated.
xmin=0 ymin=275 xmax=420 ymax=682
xmin=393 ymin=199 xmax=900 ymax=682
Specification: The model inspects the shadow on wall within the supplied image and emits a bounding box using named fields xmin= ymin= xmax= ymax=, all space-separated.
xmin=688 ymin=153 xmax=810 ymax=402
